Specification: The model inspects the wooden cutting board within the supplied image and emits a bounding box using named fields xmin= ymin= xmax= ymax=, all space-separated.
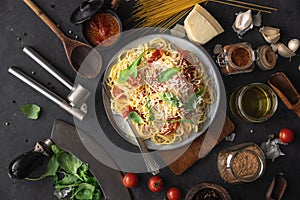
xmin=159 ymin=116 xmax=234 ymax=175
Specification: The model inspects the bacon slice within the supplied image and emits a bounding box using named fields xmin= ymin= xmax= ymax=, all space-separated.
xmin=112 ymin=86 xmax=126 ymax=99
xmin=122 ymin=106 xmax=133 ymax=118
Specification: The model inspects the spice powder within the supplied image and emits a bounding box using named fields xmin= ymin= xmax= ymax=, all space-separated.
xmin=231 ymin=47 xmax=250 ymax=67
xmin=217 ymin=143 xmax=265 ymax=183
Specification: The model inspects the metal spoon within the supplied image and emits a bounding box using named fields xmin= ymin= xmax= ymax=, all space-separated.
xmin=23 ymin=0 xmax=102 ymax=79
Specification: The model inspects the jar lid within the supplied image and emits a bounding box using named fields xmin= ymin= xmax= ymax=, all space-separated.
xmin=256 ymin=45 xmax=277 ymax=71
xmin=70 ymin=0 xmax=104 ymax=24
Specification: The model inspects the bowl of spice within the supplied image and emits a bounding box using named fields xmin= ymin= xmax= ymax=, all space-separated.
xmin=185 ymin=182 xmax=232 ymax=200
xmin=217 ymin=142 xmax=266 ymax=183
xmin=70 ymin=0 xmax=122 ymax=47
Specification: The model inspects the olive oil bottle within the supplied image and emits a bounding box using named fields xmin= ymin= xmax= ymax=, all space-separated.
xmin=230 ymin=83 xmax=278 ymax=122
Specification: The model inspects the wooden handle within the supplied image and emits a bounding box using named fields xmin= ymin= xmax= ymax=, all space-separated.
xmin=23 ymin=0 xmax=66 ymax=40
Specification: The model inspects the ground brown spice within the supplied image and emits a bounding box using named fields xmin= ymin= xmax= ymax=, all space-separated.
xmin=231 ymin=47 xmax=250 ymax=67
xmin=217 ymin=143 xmax=265 ymax=183
xmin=232 ymin=151 xmax=259 ymax=178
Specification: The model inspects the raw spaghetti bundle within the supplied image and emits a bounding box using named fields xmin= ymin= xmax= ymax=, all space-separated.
xmin=126 ymin=0 xmax=277 ymax=29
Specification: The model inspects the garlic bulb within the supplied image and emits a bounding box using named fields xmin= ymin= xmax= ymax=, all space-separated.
xmin=278 ymin=43 xmax=296 ymax=59
xmin=232 ymin=10 xmax=253 ymax=36
xmin=288 ymin=38 xmax=300 ymax=52
xmin=259 ymin=26 xmax=280 ymax=44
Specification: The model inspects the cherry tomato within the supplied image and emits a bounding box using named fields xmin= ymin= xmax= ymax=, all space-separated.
xmin=123 ymin=173 xmax=139 ymax=188
xmin=167 ymin=187 xmax=181 ymax=200
xmin=279 ymin=128 xmax=294 ymax=143
xmin=148 ymin=176 xmax=164 ymax=192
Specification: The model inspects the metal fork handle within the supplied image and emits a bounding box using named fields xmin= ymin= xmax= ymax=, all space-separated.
xmin=23 ymin=46 xmax=73 ymax=90
xmin=127 ymin=120 xmax=160 ymax=175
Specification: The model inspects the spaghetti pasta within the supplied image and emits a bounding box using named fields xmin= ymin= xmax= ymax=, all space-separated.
xmin=107 ymin=38 xmax=215 ymax=145
xmin=126 ymin=0 xmax=277 ymax=29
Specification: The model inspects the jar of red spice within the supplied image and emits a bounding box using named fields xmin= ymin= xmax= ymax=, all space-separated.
xmin=217 ymin=42 xmax=255 ymax=75
xmin=217 ymin=142 xmax=266 ymax=184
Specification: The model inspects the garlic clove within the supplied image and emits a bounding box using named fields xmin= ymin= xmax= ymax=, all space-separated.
xmin=288 ymin=38 xmax=300 ymax=52
xmin=232 ymin=10 xmax=253 ymax=36
xmin=271 ymin=43 xmax=281 ymax=52
xmin=259 ymin=26 xmax=280 ymax=35
xmin=278 ymin=43 xmax=296 ymax=59
xmin=259 ymin=26 xmax=281 ymax=44
xmin=266 ymin=33 xmax=280 ymax=44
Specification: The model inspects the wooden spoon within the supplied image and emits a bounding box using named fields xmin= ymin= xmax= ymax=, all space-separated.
xmin=23 ymin=0 xmax=102 ymax=79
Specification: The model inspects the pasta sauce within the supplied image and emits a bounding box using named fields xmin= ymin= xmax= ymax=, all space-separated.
xmin=84 ymin=12 xmax=121 ymax=47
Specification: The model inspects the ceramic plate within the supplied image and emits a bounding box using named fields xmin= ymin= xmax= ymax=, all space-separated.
xmin=102 ymin=34 xmax=221 ymax=151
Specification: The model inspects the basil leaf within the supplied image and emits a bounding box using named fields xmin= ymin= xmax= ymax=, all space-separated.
xmin=43 ymin=154 xmax=59 ymax=177
xmin=73 ymin=183 xmax=95 ymax=200
xmin=157 ymin=67 xmax=181 ymax=82
xmin=78 ymin=163 xmax=89 ymax=182
xmin=27 ymin=154 xmax=59 ymax=181
xmin=93 ymin=189 xmax=102 ymax=200
xmin=87 ymin=177 xmax=99 ymax=187
xmin=57 ymin=152 xmax=82 ymax=175
xmin=20 ymin=104 xmax=41 ymax=120
xmin=159 ymin=92 xmax=181 ymax=107
xmin=117 ymin=68 xmax=131 ymax=83
xmin=58 ymin=174 xmax=78 ymax=185
xmin=118 ymin=51 xmax=146 ymax=83
xmin=51 ymin=144 xmax=64 ymax=155
xmin=184 ymin=88 xmax=205 ymax=112
xmin=128 ymin=111 xmax=144 ymax=124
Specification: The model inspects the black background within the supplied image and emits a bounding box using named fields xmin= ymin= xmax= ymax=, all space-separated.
xmin=0 ymin=0 xmax=299 ymax=199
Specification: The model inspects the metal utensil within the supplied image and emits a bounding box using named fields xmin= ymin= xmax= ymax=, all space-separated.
xmin=23 ymin=0 xmax=102 ymax=79
xmin=8 ymin=120 xmax=132 ymax=200
xmin=8 ymin=67 xmax=86 ymax=120
xmin=8 ymin=47 xmax=90 ymax=120
xmin=23 ymin=46 xmax=90 ymax=108
xmin=102 ymin=83 xmax=160 ymax=175
xmin=127 ymin=120 xmax=160 ymax=175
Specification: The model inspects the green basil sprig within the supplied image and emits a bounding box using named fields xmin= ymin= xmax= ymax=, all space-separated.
xmin=159 ymin=92 xmax=181 ymax=107
xmin=118 ymin=50 xmax=146 ymax=83
xmin=157 ymin=67 xmax=181 ymax=82
xmin=26 ymin=145 xmax=101 ymax=200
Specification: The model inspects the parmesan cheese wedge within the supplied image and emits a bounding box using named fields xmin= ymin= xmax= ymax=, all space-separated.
xmin=184 ymin=4 xmax=224 ymax=45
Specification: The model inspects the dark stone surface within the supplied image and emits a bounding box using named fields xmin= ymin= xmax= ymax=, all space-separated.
xmin=0 ymin=0 xmax=299 ymax=200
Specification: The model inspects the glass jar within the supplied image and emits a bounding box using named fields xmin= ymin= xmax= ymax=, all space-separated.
xmin=217 ymin=142 xmax=266 ymax=184
xmin=230 ymin=83 xmax=278 ymax=122
xmin=217 ymin=42 xmax=255 ymax=75
xmin=255 ymin=45 xmax=277 ymax=71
